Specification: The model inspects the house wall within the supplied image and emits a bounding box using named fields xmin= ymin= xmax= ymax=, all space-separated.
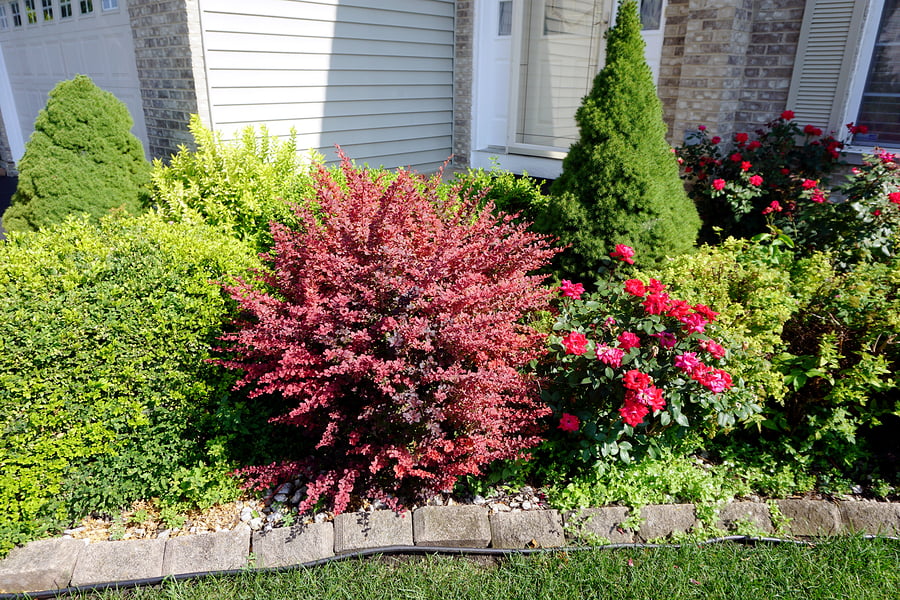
xmin=0 ymin=106 xmax=13 ymax=173
xmin=659 ymin=0 xmax=806 ymax=145
xmin=454 ymin=0 xmax=474 ymax=168
xmin=128 ymin=0 xmax=208 ymax=161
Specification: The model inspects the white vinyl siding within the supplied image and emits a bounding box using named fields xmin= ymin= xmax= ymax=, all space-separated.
xmin=787 ymin=0 xmax=869 ymax=133
xmin=199 ymin=0 xmax=455 ymax=171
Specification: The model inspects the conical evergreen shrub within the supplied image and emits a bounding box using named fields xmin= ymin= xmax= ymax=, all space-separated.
xmin=544 ymin=0 xmax=699 ymax=279
xmin=2 ymin=75 xmax=150 ymax=232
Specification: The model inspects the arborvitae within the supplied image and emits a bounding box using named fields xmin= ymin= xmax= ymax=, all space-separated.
xmin=544 ymin=0 xmax=699 ymax=280
xmin=2 ymin=75 xmax=150 ymax=232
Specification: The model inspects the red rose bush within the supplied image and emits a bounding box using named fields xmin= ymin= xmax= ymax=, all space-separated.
xmin=540 ymin=246 xmax=761 ymax=465
xmin=217 ymin=152 xmax=559 ymax=513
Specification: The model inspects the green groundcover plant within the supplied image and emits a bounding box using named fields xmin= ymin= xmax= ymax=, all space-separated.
xmin=0 ymin=213 xmax=263 ymax=556
xmin=2 ymin=75 xmax=150 ymax=232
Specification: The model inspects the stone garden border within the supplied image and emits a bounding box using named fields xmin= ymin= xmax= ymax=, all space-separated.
xmin=1 ymin=500 xmax=898 ymax=595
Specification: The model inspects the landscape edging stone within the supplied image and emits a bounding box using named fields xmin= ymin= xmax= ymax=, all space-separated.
xmin=1 ymin=499 xmax=899 ymax=595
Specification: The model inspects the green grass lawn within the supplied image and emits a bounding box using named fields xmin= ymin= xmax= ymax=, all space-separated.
xmin=76 ymin=536 xmax=898 ymax=600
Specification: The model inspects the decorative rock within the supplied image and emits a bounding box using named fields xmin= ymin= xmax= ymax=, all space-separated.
xmin=240 ymin=507 xmax=254 ymax=523
xmin=838 ymin=501 xmax=900 ymax=536
xmin=162 ymin=525 xmax=251 ymax=576
xmin=489 ymin=503 xmax=511 ymax=512
xmin=253 ymin=523 xmax=335 ymax=568
xmin=274 ymin=494 xmax=289 ymax=503
xmin=775 ymin=499 xmax=842 ymax=536
xmin=333 ymin=510 xmax=413 ymax=554
xmin=521 ymin=501 xmax=533 ymax=511
xmin=249 ymin=517 xmax=264 ymax=530
xmin=716 ymin=502 xmax=773 ymax=534
xmin=0 ymin=538 xmax=86 ymax=593
xmin=565 ymin=507 xmax=634 ymax=544
xmin=291 ymin=490 xmax=304 ymax=504
xmin=636 ymin=504 xmax=697 ymax=541
xmin=473 ymin=495 xmax=487 ymax=505
xmin=276 ymin=483 xmax=293 ymax=496
xmin=70 ymin=539 xmax=166 ymax=586
xmin=413 ymin=506 xmax=491 ymax=548
xmin=490 ymin=510 xmax=565 ymax=548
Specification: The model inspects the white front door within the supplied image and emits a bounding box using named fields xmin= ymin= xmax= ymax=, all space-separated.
xmin=471 ymin=0 xmax=668 ymax=174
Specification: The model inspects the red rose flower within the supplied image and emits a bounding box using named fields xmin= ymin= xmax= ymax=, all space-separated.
xmin=781 ymin=110 xmax=795 ymax=120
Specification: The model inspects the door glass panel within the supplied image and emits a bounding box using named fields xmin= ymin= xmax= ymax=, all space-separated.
xmin=514 ymin=0 xmax=607 ymax=149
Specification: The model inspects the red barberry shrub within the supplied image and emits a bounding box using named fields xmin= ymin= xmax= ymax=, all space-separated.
xmin=217 ymin=152 xmax=559 ymax=514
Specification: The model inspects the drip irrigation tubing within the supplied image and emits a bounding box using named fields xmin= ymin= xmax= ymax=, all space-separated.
xmin=3 ymin=534 xmax=898 ymax=599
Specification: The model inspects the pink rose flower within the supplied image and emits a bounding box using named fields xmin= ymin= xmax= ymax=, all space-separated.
xmin=561 ymin=331 xmax=589 ymax=355
xmin=624 ymin=278 xmax=647 ymax=297
xmin=596 ymin=344 xmax=625 ymax=368
xmin=617 ymin=331 xmax=641 ymax=351
xmin=558 ymin=413 xmax=580 ymax=433
xmin=749 ymin=174 xmax=763 ymax=186
xmin=560 ymin=280 xmax=585 ymax=299
xmin=610 ymin=244 xmax=636 ymax=264
xmin=712 ymin=179 xmax=726 ymax=191
xmin=619 ymin=400 xmax=650 ymax=427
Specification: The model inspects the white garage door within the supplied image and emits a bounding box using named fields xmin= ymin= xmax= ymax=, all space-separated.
xmin=200 ymin=0 xmax=455 ymax=171
xmin=0 ymin=0 xmax=147 ymax=161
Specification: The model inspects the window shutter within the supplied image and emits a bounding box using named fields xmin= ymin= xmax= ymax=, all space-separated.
xmin=787 ymin=0 xmax=868 ymax=132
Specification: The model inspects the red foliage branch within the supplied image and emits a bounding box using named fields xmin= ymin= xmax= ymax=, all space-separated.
xmin=217 ymin=151 xmax=559 ymax=513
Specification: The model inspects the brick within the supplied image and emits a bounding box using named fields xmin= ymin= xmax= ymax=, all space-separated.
xmin=775 ymin=500 xmax=843 ymax=536
xmin=413 ymin=506 xmax=491 ymax=548
xmin=0 ymin=538 xmax=86 ymax=594
xmin=490 ymin=510 xmax=565 ymax=549
xmin=716 ymin=502 xmax=774 ymax=534
xmin=636 ymin=504 xmax=698 ymax=541
xmin=70 ymin=539 xmax=166 ymax=587
xmin=162 ymin=526 xmax=251 ymax=575
xmin=564 ymin=507 xmax=635 ymax=544
xmin=333 ymin=510 xmax=413 ymax=554
xmin=838 ymin=502 xmax=900 ymax=536
xmin=253 ymin=522 xmax=335 ymax=568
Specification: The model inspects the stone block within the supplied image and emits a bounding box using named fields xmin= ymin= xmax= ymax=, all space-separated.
xmin=636 ymin=504 xmax=698 ymax=541
xmin=564 ymin=507 xmax=635 ymax=544
xmin=333 ymin=510 xmax=413 ymax=554
xmin=0 ymin=537 xmax=86 ymax=594
xmin=253 ymin=522 xmax=335 ymax=568
xmin=490 ymin=510 xmax=565 ymax=549
xmin=413 ymin=506 xmax=491 ymax=548
xmin=70 ymin=538 xmax=166 ymax=586
xmin=775 ymin=499 xmax=842 ymax=536
xmin=162 ymin=525 xmax=251 ymax=575
xmin=716 ymin=502 xmax=773 ymax=534
xmin=838 ymin=502 xmax=900 ymax=536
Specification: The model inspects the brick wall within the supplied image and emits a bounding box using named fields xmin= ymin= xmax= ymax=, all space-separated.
xmin=660 ymin=0 xmax=804 ymax=145
xmin=127 ymin=0 xmax=208 ymax=161
xmin=736 ymin=0 xmax=805 ymax=134
xmin=453 ymin=0 xmax=473 ymax=168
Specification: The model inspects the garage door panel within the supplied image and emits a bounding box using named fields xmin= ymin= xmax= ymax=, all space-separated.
xmin=0 ymin=6 xmax=148 ymax=158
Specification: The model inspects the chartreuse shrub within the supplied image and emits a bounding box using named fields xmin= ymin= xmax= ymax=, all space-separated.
xmin=448 ymin=162 xmax=551 ymax=223
xmin=217 ymin=152 xmax=560 ymax=514
xmin=533 ymin=245 xmax=761 ymax=475
xmin=0 ymin=213 xmax=262 ymax=556
xmin=149 ymin=115 xmax=318 ymax=251
xmin=2 ymin=75 xmax=150 ymax=232
xmin=653 ymin=235 xmax=900 ymax=493
xmin=545 ymin=0 xmax=699 ymax=278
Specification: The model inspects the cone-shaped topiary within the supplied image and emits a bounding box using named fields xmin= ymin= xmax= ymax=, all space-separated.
xmin=2 ymin=75 xmax=150 ymax=232
xmin=545 ymin=0 xmax=699 ymax=280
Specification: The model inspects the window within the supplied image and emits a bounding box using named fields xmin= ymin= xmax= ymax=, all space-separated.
xmin=499 ymin=0 xmax=512 ymax=36
xmin=639 ymin=0 xmax=662 ymax=30
xmin=9 ymin=1 xmax=21 ymax=26
xmin=852 ymin=0 xmax=900 ymax=146
xmin=41 ymin=0 xmax=51 ymax=21
xmin=60 ymin=0 xmax=71 ymax=17
xmin=101 ymin=0 xmax=116 ymax=10
xmin=0 ymin=5 xmax=7 ymax=29
xmin=80 ymin=0 xmax=92 ymax=14
xmin=24 ymin=0 xmax=35 ymax=23
xmin=789 ymin=0 xmax=900 ymax=149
